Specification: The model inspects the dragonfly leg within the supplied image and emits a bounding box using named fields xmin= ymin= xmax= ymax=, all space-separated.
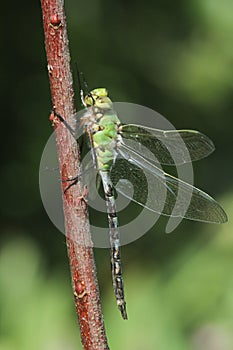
xmin=63 ymin=176 xmax=79 ymax=194
xmin=50 ymin=109 xmax=76 ymax=137
xmin=62 ymin=165 xmax=95 ymax=193
xmin=77 ymin=185 xmax=88 ymax=206
xmin=63 ymin=175 xmax=88 ymax=206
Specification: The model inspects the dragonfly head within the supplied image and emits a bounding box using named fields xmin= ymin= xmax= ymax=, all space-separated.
xmin=84 ymin=88 xmax=113 ymax=109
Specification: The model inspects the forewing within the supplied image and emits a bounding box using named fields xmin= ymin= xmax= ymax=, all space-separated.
xmin=120 ymin=124 xmax=215 ymax=165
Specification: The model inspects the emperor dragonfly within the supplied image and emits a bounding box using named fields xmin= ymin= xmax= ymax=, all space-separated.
xmin=64 ymin=87 xmax=227 ymax=320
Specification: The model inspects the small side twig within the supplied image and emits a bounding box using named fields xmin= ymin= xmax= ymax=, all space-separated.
xmin=40 ymin=1 xmax=109 ymax=349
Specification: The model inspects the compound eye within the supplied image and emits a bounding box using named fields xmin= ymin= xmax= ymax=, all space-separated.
xmin=85 ymin=94 xmax=95 ymax=106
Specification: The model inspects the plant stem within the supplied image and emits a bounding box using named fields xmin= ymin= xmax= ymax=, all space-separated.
xmin=40 ymin=1 xmax=109 ymax=348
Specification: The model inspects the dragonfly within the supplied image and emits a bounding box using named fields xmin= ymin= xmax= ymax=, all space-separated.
xmin=55 ymin=79 xmax=227 ymax=320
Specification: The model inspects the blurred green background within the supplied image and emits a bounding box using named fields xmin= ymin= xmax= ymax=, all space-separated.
xmin=1 ymin=0 xmax=233 ymax=349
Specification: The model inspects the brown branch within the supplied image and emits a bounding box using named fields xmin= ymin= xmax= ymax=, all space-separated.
xmin=40 ymin=1 xmax=110 ymax=349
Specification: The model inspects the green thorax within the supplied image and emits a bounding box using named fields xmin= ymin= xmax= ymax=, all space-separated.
xmin=84 ymin=88 xmax=121 ymax=171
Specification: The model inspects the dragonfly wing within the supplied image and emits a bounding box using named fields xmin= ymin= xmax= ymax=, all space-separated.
xmin=120 ymin=124 xmax=215 ymax=165
xmin=110 ymin=144 xmax=227 ymax=224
